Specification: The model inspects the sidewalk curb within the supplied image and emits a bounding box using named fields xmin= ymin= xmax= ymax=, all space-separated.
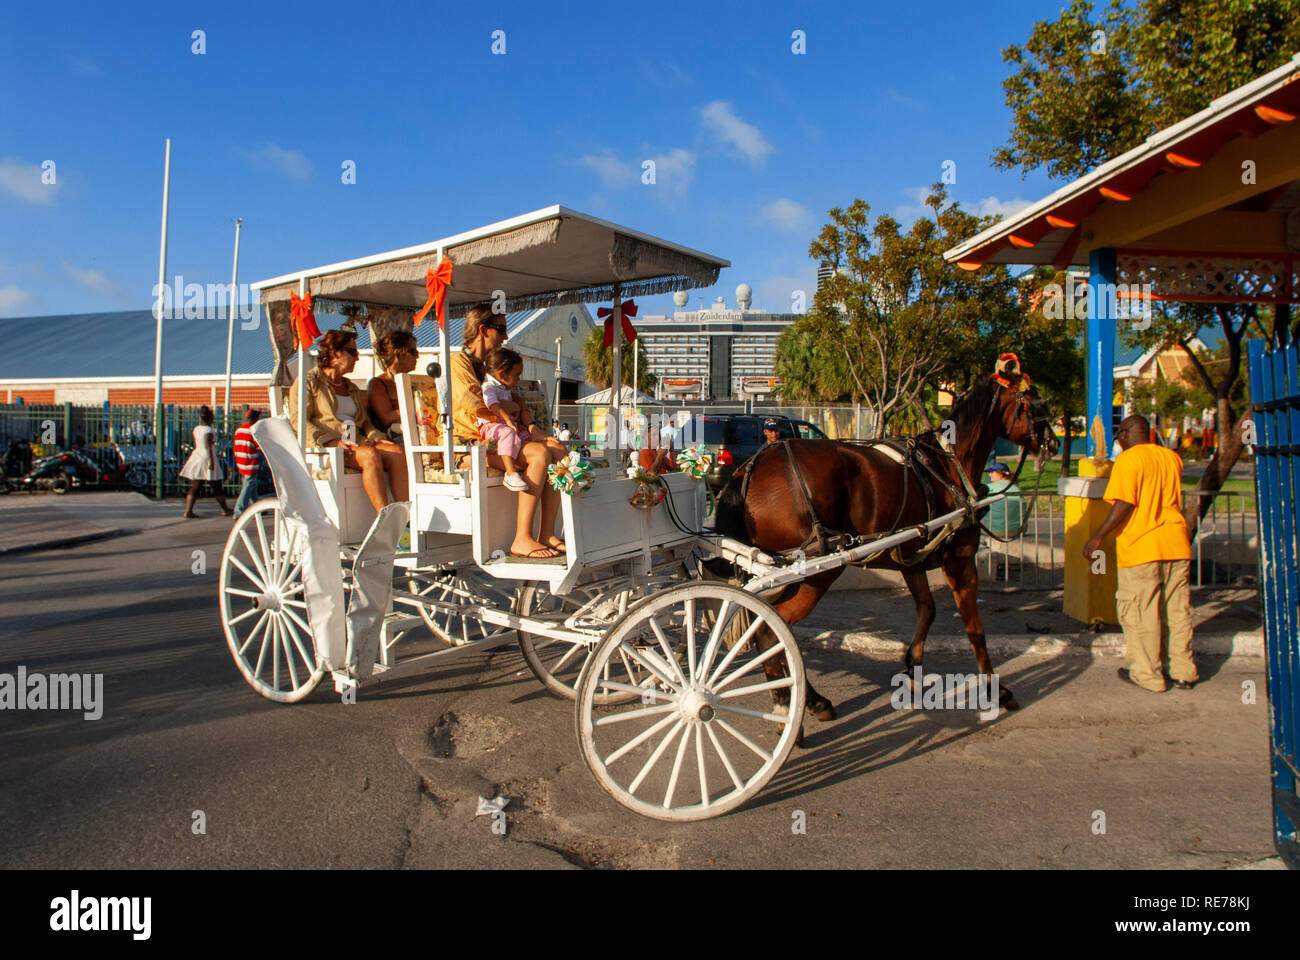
xmin=796 ymin=628 xmax=1265 ymax=660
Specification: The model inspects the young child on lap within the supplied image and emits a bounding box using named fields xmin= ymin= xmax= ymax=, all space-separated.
xmin=476 ymin=348 xmax=533 ymax=491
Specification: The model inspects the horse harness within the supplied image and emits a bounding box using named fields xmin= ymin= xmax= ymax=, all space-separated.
xmin=736 ymin=438 xmax=986 ymax=569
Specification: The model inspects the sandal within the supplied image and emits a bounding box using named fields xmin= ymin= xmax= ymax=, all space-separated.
xmin=510 ymin=546 xmax=559 ymax=559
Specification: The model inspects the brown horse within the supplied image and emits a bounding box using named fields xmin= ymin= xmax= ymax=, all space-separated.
xmin=710 ymin=356 xmax=1057 ymax=728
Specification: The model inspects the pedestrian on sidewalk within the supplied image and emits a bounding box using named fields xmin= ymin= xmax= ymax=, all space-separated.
xmin=1083 ymin=415 xmax=1197 ymax=693
xmin=180 ymin=405 xmax=232 ymax=518
xmin=233 ymin=409 xmax=265 ymax=515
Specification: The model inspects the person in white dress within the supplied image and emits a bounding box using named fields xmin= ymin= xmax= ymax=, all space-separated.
xmin=180 ymin=405 xmax=232 ymax=517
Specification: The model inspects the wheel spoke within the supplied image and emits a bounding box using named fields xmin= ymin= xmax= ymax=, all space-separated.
xmin=282 ymin=598 xmax=308 ymax=610
xmin=715 ymin=702 xmax=792 ymax=725
xmin=628 ymin=719 xmax=686 ymax=795
xmin=237 ymin=610 xmax=271 ymax=656
xmin=546 ymin=641 xmax=586 ymax=674
xmin=714 ymin=640 xmax=789 ymax=693
xmin=254 ymin=512 xmax=273 ymax=583
xmin=618 ymin=641 xmax=681 ymax=693
xmin=278 ymin=615 xmax=300 ymax=690
xmin=591 ymin=702 xmax=678 ymax=727
xmin=272 ymin=614 xmax=281 ymax=690
xmin=647 ymin=617 xmax=686 ymax=686
xmin=237 ymin=529 xmax=271 ymax=589
xmin=605 ymin=711 xmax=680 ymax=766
xmin=227 ymin=555 xmax=266 ymax=593
xmin=272 ymin=509 xmax=284 ymax=582
xmin=714 ymin=716 xmax=774 ymax=762
xmin=685 ymin=598 xmax=697 ymax=680
xmin=277 ymin=537 xmax=304 ymax=589
xmin=280 ymin=607 xmax=316 ymax=672
xmin=252 ymin=615 xmax=272 ymax=679
xmin=706 ymin=615 xmax=766 ymax=687
xmin=592 ymin=679 xmax=680 ymax=701
xmin=227 ymin=606 xmax=261 ymax=627
xmin=663 ymin=719 xmax=694 ymax=808
xmin=694 ymin=725 xmax=710 ymax=808
xmin=224 ymin=586 xmax=264 ymax=599
xmin=717 ymin=677 xmax=795 ymax=699
xmin=705 ymin=722 xmax=744 ymax=791
xmin=698 ymin=598 xmax=735 ymax=686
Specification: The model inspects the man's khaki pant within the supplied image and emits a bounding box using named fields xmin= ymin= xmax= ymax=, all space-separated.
xmin=1116 ymin=559 xmax=1197 ymax=692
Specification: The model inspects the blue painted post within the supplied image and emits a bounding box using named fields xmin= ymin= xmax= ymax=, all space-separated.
xmin=1086 ymin=247 xmax=1117 ymax=458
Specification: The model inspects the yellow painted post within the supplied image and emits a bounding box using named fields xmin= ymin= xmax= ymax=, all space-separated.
xmin=1060 ymin=471 xmax=1119 ymax=626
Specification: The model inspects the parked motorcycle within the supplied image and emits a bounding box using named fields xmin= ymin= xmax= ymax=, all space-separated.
xmin=0 ymin=449 xmax=105 ymax=494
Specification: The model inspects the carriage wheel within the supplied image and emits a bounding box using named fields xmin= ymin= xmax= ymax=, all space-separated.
xmin=518 ymin=559 xmax=697 ymax=702
xmin=219 ymin=499 xmax=324 ymax=702
xmin=406 ymin=568 xmax=513 ymax=647
xmin=575 ymin=582 xmax=804 ymax=821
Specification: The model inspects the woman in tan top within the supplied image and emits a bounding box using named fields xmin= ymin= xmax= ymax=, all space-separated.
xmin=288 ymin=328 xmax=409 ymax=511
xmin=367 ymin=330 xmax=419 ymax=439
xmin=453 ymin=306 xmax=566 ymax=558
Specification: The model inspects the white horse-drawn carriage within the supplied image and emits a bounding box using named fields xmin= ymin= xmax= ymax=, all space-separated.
xmin=218 ymin=207 xmax=997 ymax=820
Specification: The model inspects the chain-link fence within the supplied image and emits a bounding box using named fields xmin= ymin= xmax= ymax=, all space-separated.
xmin=0 ymin=402 xmax=253 ymax=498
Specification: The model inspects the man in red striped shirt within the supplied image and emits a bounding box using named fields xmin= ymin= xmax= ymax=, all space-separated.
xmin=233 ymin=409 xmax=265 ymax=516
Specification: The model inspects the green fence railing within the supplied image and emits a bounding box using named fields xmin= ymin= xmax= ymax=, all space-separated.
xmin=1 ymin=402 xmax=255 ymax=499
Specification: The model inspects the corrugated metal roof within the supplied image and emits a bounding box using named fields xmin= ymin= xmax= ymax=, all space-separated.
xmin=0 ymin=310 xmax=276 ymax=378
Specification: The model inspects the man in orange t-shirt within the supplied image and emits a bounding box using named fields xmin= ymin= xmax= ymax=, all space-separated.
xmin=1083 ymin=415 xmax=1197 ymax=693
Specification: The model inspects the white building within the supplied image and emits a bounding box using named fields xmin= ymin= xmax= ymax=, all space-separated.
xmin=635 ymin=284 xmax=797 ymax=401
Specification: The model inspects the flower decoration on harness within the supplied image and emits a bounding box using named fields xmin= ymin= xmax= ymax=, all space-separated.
xmin=547 ymin=451 xmax=593 ymax=496
xmin=677 ymin=443 xmax=713 ymax=479
xmin=626 ymin=464 xmax=666 ymax=509
xmin=991 ymin=352 xmax=1032 ymax=391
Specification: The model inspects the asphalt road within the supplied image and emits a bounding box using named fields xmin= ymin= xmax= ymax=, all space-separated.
xmin=0 ymin=521 xmax=1282 ymax=869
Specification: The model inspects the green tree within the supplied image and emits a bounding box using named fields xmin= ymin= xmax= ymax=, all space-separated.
xmin=1016 ymin=267 xmax=1087 ymax=476
xmin=581 ymin=328 xmax=656 ymax=393
xmin=773 ymin=319 xmax=851 ymax=403
xmin=803 ymin=185 xmax=1024 ymax=437
xmin=994 ymin=0 xmax=1300 ymax=181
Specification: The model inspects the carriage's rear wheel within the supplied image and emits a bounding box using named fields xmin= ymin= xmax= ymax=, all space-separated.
xmin=406 ymin=569 xmax=513 ymax=647
xmin=219 ymin=499 xmax=324 ymax=702
xmin=576 ymin=582 xmax=803 ymax=821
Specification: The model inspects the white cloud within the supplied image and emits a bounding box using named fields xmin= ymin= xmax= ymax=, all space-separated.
xmin=576 ymin=151 xmax=638 ymax=189
xmin=0 ymin=158 xmax=60 ymax=205
xmin=757 ymin=273 xmax=816 ymax=313
xmin=648 ymin=147 xmax=695 ymax=198
xmin=240 ymin=143 xmax=313 ymax=181
xmin=974 ymin=195 xmax=1032 ymax=219
xmin=884 ymin=87 xmax=927 ymax=111
xmin=0 ymin=284 xmax=33 ymax=314
xmin=700 ymin=101 xmax=772 ymax=165
xmin=893 ymin=185 xmax=930 ymax=222
xmin=759 ymin=198 xmax=812 ymax=233
xmin=63 ymin=263 xmax=132 ymax=303
xmin=67 ymin=55 xmax=102 ymax=74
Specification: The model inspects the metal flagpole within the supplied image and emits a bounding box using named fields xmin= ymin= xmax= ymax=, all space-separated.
xmin=632 ymin=339 xmax=639 ymax=449
xmin=152 ymin=138 xmax=171 ymax=501
xmin=553 ymin=336 xmax=563 ymax=428
xmin=223 ymin=218 xmax=242 ymax=425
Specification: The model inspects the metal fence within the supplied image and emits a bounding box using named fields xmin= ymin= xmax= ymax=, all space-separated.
xmin=553 ymin=402 xmax=877 ymax=445
xmin=1245 ymin=336 xmax=1299 ymax=868
xmin=978 ymin=489 xmax=1256 ymax=592
xmin=0 ymin=402 xmax=251 ymax=498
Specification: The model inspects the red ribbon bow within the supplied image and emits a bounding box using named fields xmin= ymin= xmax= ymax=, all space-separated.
xmin=289 ymin=291 xmax=320 ymax=349
xmin=598 ymin=299 xmax=638 ymax=348
xmin=413 ymin=258 xmax=454 ymax=329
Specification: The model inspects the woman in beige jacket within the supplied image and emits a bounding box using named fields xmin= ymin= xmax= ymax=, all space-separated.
xmin=288 ymin=328 xmax=408 ymax=511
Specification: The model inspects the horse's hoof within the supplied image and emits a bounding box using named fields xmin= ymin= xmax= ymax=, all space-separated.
xmin=808 ymin=699 xmax=837 ymax=722
xmin=1000 ymin=687 xmax=1020 ymax=711
xmin=794 ymin=724 xmax=806 ymax=749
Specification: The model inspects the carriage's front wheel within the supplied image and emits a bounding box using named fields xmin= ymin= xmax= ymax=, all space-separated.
xmin=575 ymin=582 xmax=804 ymax=821
xmin=219 ymin=498 xmax=324 ymax=702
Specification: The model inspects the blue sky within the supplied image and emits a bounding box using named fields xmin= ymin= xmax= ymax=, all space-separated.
xmin=0 ymin=0 xmax=1070 ymax=323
